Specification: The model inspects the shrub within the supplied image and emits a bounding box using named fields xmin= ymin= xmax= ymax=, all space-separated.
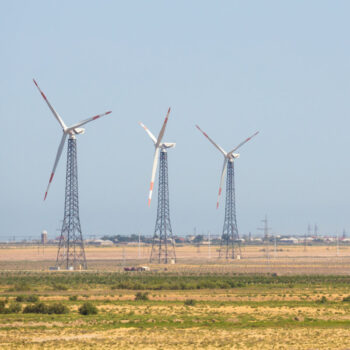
xmin=47 ymin=303 xmax=69 ymax=314
xmin=16 ymin=295 xmax=39 ymax=303
xmin=69 ymin=295 xmax=78 ymax=301
xmin=8 ymin=303 xmax=21 ymax=313
xmin=134 ymin=292 xmax=149 ymax=301
xmin=26 ymin=295 xmax=39 ymax=303
xmin=79 ymin=302 xmax=98 ymax=315
xmin=23 ymin=302 xmax=48 ymax=314
xmin=12 ymin=283 xmax=31 ymax=292
xmin=52 ymin=283 xmax=68 ymax=291
xmin=184 ymin=299 xmax=196 ymax=306
xmin=0 ymin=300 xmax=6 ymax=313
xmin=342 ymin=295 xmax=350 ymax=302
xmin=23 ymin=302 xmax=69 ymax=314
xmin=318 ymin=296 xmax=327 ymax=303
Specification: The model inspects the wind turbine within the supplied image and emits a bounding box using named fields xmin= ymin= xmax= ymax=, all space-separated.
xmin=34 ymin=79 xmax=111 ymax=269
xmin=196 ymin=125 xmax=259 ymax=259
xmin=139 ymin=108 xmax=176 ymax=263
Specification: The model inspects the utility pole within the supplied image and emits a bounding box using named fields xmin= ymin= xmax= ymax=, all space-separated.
xmin=208 ymin=231 xmax=211 ymax=259
xmin=138 ymin=233 xmax=141 ymax=259
xmin=274 ymin=235 xmax=277 ymax=258
xmin=314 ymin=224 xmax=318 ymax=238
xmin=336 ymin=233 xmax=339 ymax=257
xmin=122 ymin=246 xmax=126 ymax=267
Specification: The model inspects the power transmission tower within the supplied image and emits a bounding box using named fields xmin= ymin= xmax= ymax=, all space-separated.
xmin=258 ymin=215 xmax=271 ymax=263
xmin=208 ymin=231 xmax=211 ymax=259
xmin=56 ymin=137 xmax=87 ymax=270
xmin=305 ymin=224 xmax=311 ymax=252
xmin=219 ymin=161 xmax=241 ymax=259
xmin=150 ymin=150 xmax=176 ymax=263
xmin=314 ymin=224 xmax=318 ymax=237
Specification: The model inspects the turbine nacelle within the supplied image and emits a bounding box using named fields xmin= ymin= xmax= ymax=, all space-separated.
xmin=71 ymin=127 xmax=85 ymax=135
xmin=160 ymin=142 xmax=176 ymax=149
xmin=228 ymin=153 xmax=239 ymax=161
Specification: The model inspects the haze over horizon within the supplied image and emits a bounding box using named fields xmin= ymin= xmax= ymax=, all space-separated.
xmin=1 ymin=1 xmax=350 ymax=240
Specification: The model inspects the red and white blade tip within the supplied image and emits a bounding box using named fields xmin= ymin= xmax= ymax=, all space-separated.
xmin=44 ymin=172 xmax=55 ymax=201
xmin=196 ymin=125 xmax=208 ymax=137
xmin=216 ymin=188 xmax=222 ymax=209
xmin=92 ymin=111 xmax=112 ymax=120
xmin=148 ymin=181 xmax=154 ymax=206
xmin=195 ymin=125 xmax=204 ymax=133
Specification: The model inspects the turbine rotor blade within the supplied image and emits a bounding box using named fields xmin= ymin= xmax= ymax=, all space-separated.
xmin=229 ymin=131 xmax=259 ymax=155
xmin=44 ymin=133 xmax=67 ymax=200
xmin=33 ymin=79 xmax=66 ymax=130
xmin=217 ymin=158 xmax=228 ymax=209
xmin=139 ymin=122 xmax=157 ymax=144
xmin=195 ymin=125 xmax=227 ymax=156
xmin=156 ymin=108 xmax=171 ymax=147
xmin=148 ymin=147 xmax=160 ymax=206
xmin=67 ymin=111 xmax=112 ymax=130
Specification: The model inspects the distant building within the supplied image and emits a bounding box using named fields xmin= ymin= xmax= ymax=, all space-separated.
xmin=86 ymin=239 xmax=114 ymax=246
xmin=41 ymin=230 xmax=48 ymax=244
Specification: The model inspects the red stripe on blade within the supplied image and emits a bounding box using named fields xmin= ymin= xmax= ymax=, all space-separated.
xmin=49 ymin=173 xmax=54 ymax=183
xmin=93 ymin=115 xmax=100 ymax=120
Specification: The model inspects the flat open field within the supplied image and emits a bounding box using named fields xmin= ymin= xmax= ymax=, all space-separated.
xmin=1 ymin=245 xmax=350 ymax=349
xmin=0 ymin=244 xmax=350 ymax=275
xmin=1 ymin=273 xmax=350 ymax=348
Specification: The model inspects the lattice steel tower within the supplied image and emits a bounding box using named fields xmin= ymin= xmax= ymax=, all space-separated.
xmin=196 ymin=125 xmax=259 ymax=260
xmin=150 ymin=150 xmax=176 ymax=263
xmin=139 ymin=108 xmax=176 ymax=264
xmin=56 ymin=137 xmax=87 ymax=269
xmin=219 ymin=160 xmax=241 ymax=259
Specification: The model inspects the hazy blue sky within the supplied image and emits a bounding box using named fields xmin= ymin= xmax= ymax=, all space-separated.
xmin=1 ymin=1 xmax=350 ymax=240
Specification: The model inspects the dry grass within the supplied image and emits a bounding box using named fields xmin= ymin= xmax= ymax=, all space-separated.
xmin=1 ymin=245 xmax=350 ymax=348
xmin=0 ymin=244 xmax=350 ymax=274
xmin=2 ymin=327 xmax=350 ymax=349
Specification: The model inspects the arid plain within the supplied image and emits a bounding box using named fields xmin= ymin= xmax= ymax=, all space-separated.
xmin=1 ymin=245 xmax=350 ymax=349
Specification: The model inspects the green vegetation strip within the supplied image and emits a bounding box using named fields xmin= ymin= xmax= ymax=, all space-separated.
xmin=2 ymin=272 xmax=350 ymax=291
